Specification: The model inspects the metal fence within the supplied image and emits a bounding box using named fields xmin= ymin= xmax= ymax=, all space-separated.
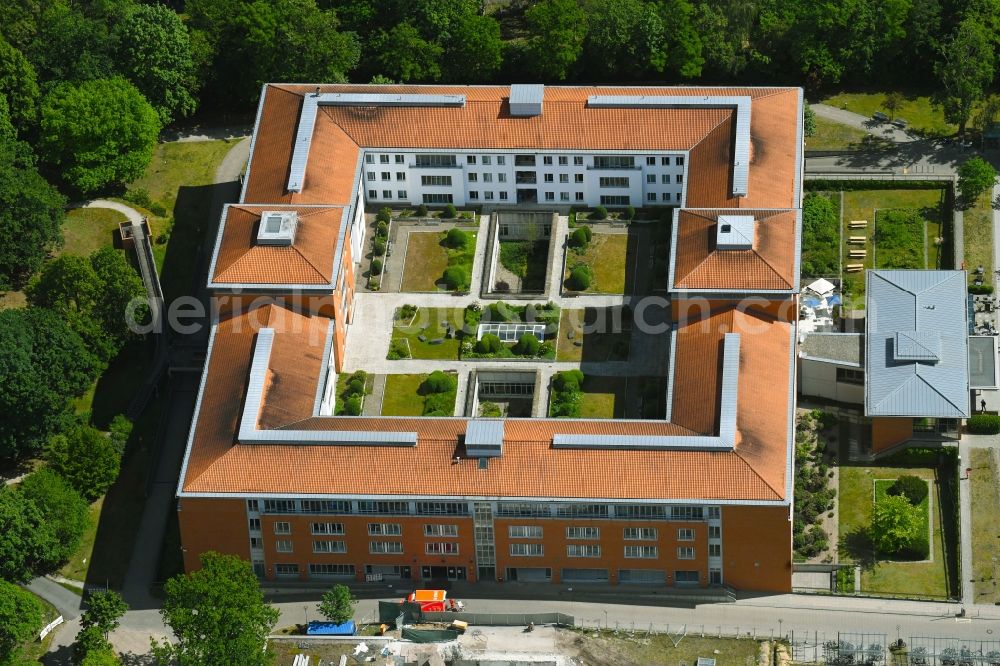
xmin=907 ymin=637 xmax=1000 ymax=666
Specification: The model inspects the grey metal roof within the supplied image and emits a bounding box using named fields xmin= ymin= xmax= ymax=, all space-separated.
xmin=287 ymin=92 xmax=466 ymax=192
xmin=969 ymin=336 xmax=998 ymax=389
xmin=800 ymin=333 xmax=864 ymax=367
xmin=509 ymin=84 xmax=543 ymax=116
xmin=465 ymin=419 xmax=504 ymax=457
xmin=587 ymin=95 xmax=751 ymax=197
xmin=865 ymin=270 xmax=970 ymax=418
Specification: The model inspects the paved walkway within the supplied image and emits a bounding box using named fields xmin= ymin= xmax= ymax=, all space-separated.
xmin=811 ymin=104 xmax=915 ymax=143
xmin=82 ymin=199 xmax=144 ymax=224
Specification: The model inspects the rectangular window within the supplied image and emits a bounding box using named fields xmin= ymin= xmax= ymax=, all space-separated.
xmin=624 ymin=527 xmax=658 ymax=540
xmin=566 ymin=527 xmax=600 ymax=539
xmin=709 ymin=568 xmax=722 ymax=584
xmin=499 ymin=192 xmax=508 ymax=200
xmin=543 ymin=156 xmax=553 ymax=165
xmin=424 ymin=524 xmax=459 ymax=537
xmin=508 ymin=525 xmax=543 ymax=538
xmin=365 ymin=154 xmax=374 ymax=164
xmin=311 ymin=522 xmax=344 ymax=535
xmin=250 ymin=537 xmax=262 ymax=549
xmin=398 ymin=190 xmax=407 ymax=199
xmin=663 ymin=192 xmax=672 ymax=202
xmin=675 ymin=570 xmax=699 ymax=583
xmin=249 ymin=518 xmax=261 ymax=532
xmin=556 ymin=504 xmax=609 ymax=519
xmin=599 ymin=177 xmax=629 ymax=188
xmin=485 ymin=191 xmax=494 ymax=200
xmin=275 ymin=563 xmax=299 ymax=576
xmin=646 ymin=156 xmax=656 ymax=165
xmin=482 ymin=155 xmax=492 ymax=165
xmin=381 ymin=171 xmax=390 ymax=181
xmin=661 ymin=174 xmax=670 ymax=184
xmin=676 ymin=156 xmax=685 ymax=166
xmin=677 ymin=528 xmax=694 ymax=541
xmin=382 ymin=190 xmax=392 ymax=199
xmin=837 ymin=368 xmax=865 ymax=385
xmin=545 ymin=192 xmax=554 ymax=201
xmin=572 ymin=173 xmax=584 ymax=184
xmin=708 ymin=526 xmax=721 ymax=539
xmin=313 ymin=540 xmax=347 ymax=553
xmin=273 ymin=521 xmax=291 ymax=534
xmin=467 ymin=155 xmax=476 ymax=164
xmin=421 ymin=175 xmax=452 ymax=187
xmin=676 ymin=174 xmax=684 ymax=184
xmin=544 ymin=173 xmax=553 ymax=182
xmin=646 ymin=174 xmax=656 ymax=184
xmin=497 ymin=156 xmax=506 ymax=165
xmin=469 ymin=191 xmax=479 ymax=200
xmin=709 ymin=544 xmax=722 ymax=557
xmin=368 ymin=190 xmax=377 ymax=199
xmin=498 ymin=173 xmax=507 ymax=183
xmin=310 ymin=563 xmax=355 ymax=577
xmin=708 ymin=507 xmax=721 ymax=520
xmin=514 ymin=155 xmax=535 ymax=166
xmin=574 ymin=156 xmax=584 ymax=165
xmin=368 ymin=523 xmax=402 ymax=536
xmin=559 ymin=174 xmax=569 ymax=184
xmin=647 ymin=193 xmax=656 ymax=201
xmin=560 ymin=192 xmax=569 ymax=201
xmin=395 ymin=154 xmax=404 ymax=164
xmin=367 ymin=172 xmax=376 ymax=181
xmin=396 ymin=172 xmax=406 ymax=181
xmin=559 ymin=156 xmax=568 ymax=165
xmin=275 ymin=540 xmax=293 ymax=552
xmin=593 ymin=156 xmax=635 ymax=169
xmin=425 ymin=542 xmax=460 ymax=554
xmin=379 ymin=154 xmax=389 ymax=164
xmin=625 ymin=545 xmax=658 ymax=559
xmin=497 ymin=502 xmax=549 ymax=517
xmin=567 ymin=544 xmax=601 ymax=558
xmin=600 ymin=195 xmax=630 ymax=206
xmin=468 ymin=172 xmax=478 ymax=182
xmin=416 ymin=502 xmax=468 ymax=515
xmin=677 ymin=546 xmax=696 ymax=559
xmin=300 ymin=500 xmax=350 ymax=514
xmin=510 ymin=543 xmax=544 ymax=556
xmin=575 ymin=192 xmax=584 ymax=201
xmin=247 ymin=499 xmax=260 ymax=512
xmin=422 ymin=193 xmax=454 ymax=204
xmin=369 ymin=541 xmax=403 ymax=554
xmin=661 ymin=156 xmax=670 ymax=166
xmin=415 ymin=154 xmax=457 ymax=167
xmin=483 ymin=173 xmax=492 ymax=182
xmin=617 ymin=505 xmax=667 ymax=520
xmin=671 ymin=506 xmax=704 ymax=521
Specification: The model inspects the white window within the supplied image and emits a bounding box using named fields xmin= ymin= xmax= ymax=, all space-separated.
xmin=369 ymin=523 xmax=402 ymax=536
xmin=381 ymin=171 xmax=390 ymax=181
xmin=575 ymin=192 xmax=583 ymax=201
xmin=275 ymin=563 xmax=299 ymax=576
xmin=545 ymin=192 xmax=554 ymax=201
xmin=708 ymin=507 xmax=721 ymax=520
xmin=508 ymin=526 xmax=542 ymax=538
xmin=560 ymin=192 xmax=569 ymax=201
xmin=365 ymin=154 xmax=374 ymax=164
xmin=249 ymin=518 xmax=261 ymax=532
xmin=273 ymin=522 xmax=291 ymax=535
xmin=395 ymin=154 xmax=404 ymax=164
xmin=574 ymin=174 xmax=583 ymax=183
xmin=468 ymin=172 xmax=478 ymax=182
xmin=573 ymin=156 xmax=583 ymax=165
xmin=663 ymin=192 xmax=672 ymax=201
xmin=625 ymin=545 xmax=658 ymax=559
xmin=661 ymin=156 xmax=670 ymax=166
xmin=311 ymin=522 xmax=344 ymax=535
xmin=382 ymin=190 xmax=392 ymax=199
xmin=424 ymin=524 xmax=458 ymax=537
xmin=467 ymin=155 xmax=476 ymax=164
xmin=566 ymin=527 xmax=600 ymax=539
xmin=559 ymin=156 xmax=568 ymax=165
xmin=367 ymin=172 xmax=376 ymax=181
xmin=559 ymin=174 xmax=569 ymax=183
xmin=647 ymin=174 xmax=656 ymax=184
xmin=544 ymin=173 xmax=553 ymax=182
xmin=497 ymin=156 xmax=505 ymax=165
xmin=510 ymin=543 xmax=544 ymax=556
xmin=646 ymin=156 xmax=656 ymax=165
xmin=677 ymin=528 xmax=694 ymax=541
xmin=709 ymin=544 xmax=722 ymax=557
xmin=310 ymin=563 xmax=355 ymax=577
xmin=543 ymin=156 xmax=553 ymax=165
xmin=482 ymin=155 xmax=492 ymax=165
xmin=313 ymin=540 xmax=346 ymax=553
xmin=567 ymin=544 xmax=601 ymax=557
xmin=425 ymin=542 xmax=460 ymax=554
xmin=499 ymin=192 xmax=508 ymax=200
xmin=469 ymin=191 xmax=479 ymax=200
xmin=661 ymin=174 xmax=669 ymax=184
xmin=398 ymin=190 xmax=407 ymax=199
xmin=485 ymin=191 xmax=494 ymax=200
xmin=677 ymin=156 xmax=685 ymax=166
xmin=370 ymin=541 xmax=403 ymax=554
xmin=368 ymin=189 xmax=377 ymax=199
xmin=708 ymin=526 xmax=721 ymax=539
xmin=379 ymin=154 xmax=389 ymax=164
xmin=677 ymin=546 xmax=695 ymax=559
xmin=483 ymin=173 xmax=493 ymax=182
xmin=676 ymin=174 xmax=683 ymax=184
xmin=624 ymin=527 xmax=658 ymax=540
xmin=275 ymin=540 xmax=293 ymax=552
xmin=498 ymin=173 xmax=507 ymax=183
xmin=647 ymin=193 xmax=656 ymax=201
xmin=250 ymin=537 xmax=262 ymax=549
xmin=396 ymin=172 xmax=405 ymax=181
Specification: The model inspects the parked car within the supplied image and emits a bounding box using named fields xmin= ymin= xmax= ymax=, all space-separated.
xmin=872 ymin=111 xmax=889 ymax=123
xmin=891 ymin=118 xmax=908 ymax=128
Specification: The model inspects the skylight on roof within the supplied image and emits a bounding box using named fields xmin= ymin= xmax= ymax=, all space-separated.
xmin=257 ymin=211 xmax=298 ymax=246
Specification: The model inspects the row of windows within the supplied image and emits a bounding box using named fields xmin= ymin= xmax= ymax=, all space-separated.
xmin=367 ymin=171 xmax=407 ymax=182
xmin=468 ymin=172 xmax=508 ymax=183
xmin=267 ymin=522 xmax=460 ymax=537
xmin=254 ymin=499 xmax=719 ymax=520
xmin=647 ymin=173 xmax=683 ymax=184
xmin=508 ymin=544 xmax=697 ymax=559
xmin=366 ymin=153 xmax=685 ymax=168
xmin=468 ymin=191 xmax=512 ymax=201
xmin=508 ymin=526 xmax=700 ymax=541
xmin=277 ymin=541 xmax=466 ymax=555
xmin=646 ymin=192 xmax=678 ymax=202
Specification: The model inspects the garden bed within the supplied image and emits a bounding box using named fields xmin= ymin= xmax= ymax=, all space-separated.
xmin=462 ymin=302 xmax=559 ymax=360
xmin=564 ymin=231 xmax=629 ymax=294
xmin=497 ymin=240 xmax=548 ymax=292
xmin=873 ymin=477 xmax=931 ymax=561
xmin=400 ymin=228 xmax=477 ymax=292
xmin=334 ymin=371 xmax=373 ymax=415
xmin=381 ymin=372 xmax=457 ymax=417
xmin=389 ymin=306 xmax=466 ymax=360
xmin=555 ymin=308 xmax=630 ymax=362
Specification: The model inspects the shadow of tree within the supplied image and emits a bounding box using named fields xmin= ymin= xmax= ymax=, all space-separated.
xmin=840 ymin=527 xmax=877 ymax=568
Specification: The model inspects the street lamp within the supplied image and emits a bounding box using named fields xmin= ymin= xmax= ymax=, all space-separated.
xmin=778 ymin=618 xmax=783 ymax=639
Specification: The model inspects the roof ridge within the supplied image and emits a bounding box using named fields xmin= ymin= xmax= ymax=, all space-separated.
xmin=214 ymin=251 xmax=328 ymax=285
xmin=914 ymin=365 xmax=967 ymax=413
xmin=732 ymin=449 xmax=784 ymax=500
xmin=749 ymin=248 xmax=794 ymax=289
xmin=291 ymin=244 xmax=333 ymax=281
xmin=869 ymin=373 xmax=919 ymax=413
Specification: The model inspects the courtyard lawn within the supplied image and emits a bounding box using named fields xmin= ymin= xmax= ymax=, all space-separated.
xmin=873 ymin=478 xmax=931 ymax=557
xmin=839 ymin=465 xmax=950 ymax=599
xmin=564 ymin=233 xmax=629 ymax=294
xmin=390 ymin=307 xmax=465 ymax=360
xmin=579 ymin=376 xmax=626 ymax=419
xmin=60 ymin=207 xmax=128 ymax=258
xmin=381 ymin=373 xmax=458 ymax=417
xmin=499 ymin=239 xmax=548 ymax=291
xmin=970 ymin=448 xmax=1000 ymax=603
xmin=556 ymin=308 xmax=631 ymax=362
xmin=822 ymin=92 xmax=955 ymax=136
xmin=400 ymin=232 xmax=448 ymax=291
xmin=809 ymin=116 xmax=872 ymax=151
xmin=965 ymin=190 xmax=993 ymax=287
xmin=840 ymin=188 xmax=947 ymax=308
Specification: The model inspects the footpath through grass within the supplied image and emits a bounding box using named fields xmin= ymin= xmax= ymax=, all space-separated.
xmin=838 ymin=465 xmax=950 ymax=598
xmin=822 ymin=92 xmax=955 ymax=136
xmin=809 ymin=116 xmax=871 ymax=151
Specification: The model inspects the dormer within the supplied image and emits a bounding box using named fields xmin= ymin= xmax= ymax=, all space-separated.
xmin=716 ymin=215 xmax=754 ymax=250
xmin=256 ymin=211 xmax=298 ymax=246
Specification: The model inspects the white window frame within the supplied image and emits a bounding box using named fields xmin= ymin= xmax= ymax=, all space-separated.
xmin=508 ymin=525 xmax=543 ymax=539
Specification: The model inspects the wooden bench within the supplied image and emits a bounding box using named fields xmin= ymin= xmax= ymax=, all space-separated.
xmin=846 ymin=263 xmax=864 ymax=272
xmin=849 ymin=220 xmax=868 ymax=228
xmin=848 ymin=250 xmax=867 ymax=258
xmin=848 ymin=236 xmax=866 ymax=244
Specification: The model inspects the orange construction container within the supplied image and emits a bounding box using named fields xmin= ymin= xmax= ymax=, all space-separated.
xmin=408 ymin=590 xmax=447 ymax=603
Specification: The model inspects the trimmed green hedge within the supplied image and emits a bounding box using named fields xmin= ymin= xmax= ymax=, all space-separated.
xmin=968 ymin=414 xmax=1000 ymax=434
xmin=805 ymin=179 xmax=950 ymax=192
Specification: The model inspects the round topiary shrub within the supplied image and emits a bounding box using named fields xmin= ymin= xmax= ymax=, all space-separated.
xmin=887 ymin=475 xmax=928 ymax=505
xmin=569 ymin=227 xmax=590 ymax=248
xmin=443 ymin=266 xmax=469 ymax=290
xmin=443 ymin=203 xmax=457 ymax=219
xmin=416 ymin=204 xmax=429 ymax=217
xmin=626 ymin=205 xmax=636 ymax=220
xmin=591 ymin=205 xmax=607 ymax=220
xmin=514 ymin=333 xmax=540 ymax=356
xmin=567 ymin=265 xmax=592 ymax=291
xmin=376 ymin=221 xmax=389 ymax=237
xmin=347 ymin=378 xmax=365 ymax=397
xmin=581 ymin=225 xmax=592 ymax=242
xmin=373 ymin=237 xmax=386 ymax=256
xmin=423 ymin=370 xmax=457 ymax=394
xmin=344 ymin=395 xmax=362 ymax=416
xmin=553 ymin=369 xmax=584 ymax=392
xmin=445 ymin=227 xmax=469 ymax=249
xmin=475 ymin=333 xmax=504 ymax=354
xmin=370 ymin=258 xmax=383 ymax=275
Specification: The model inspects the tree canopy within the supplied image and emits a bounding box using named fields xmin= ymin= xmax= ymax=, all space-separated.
xmin=0 ymin=485 xmax=72 ymax=582
xmin=958 ymin=156 xmax=997 ymax=204
xmin=935 ymin=18 xmax=996 ymax=134
xmin=524 ymin=0 xmax=588 ymax=81
xmin=0 ymin=35 xmax=39 ymax=132
xmin=0 ymin=580 xmax=44 ymax=663
xmin=870 ymin=493 xmax=923 ymax=555
xmin=157 ymin=552 xmax=279 ymax=666
xmin=47 ymin=423 xmax=122 ymax=502
xmin=81 ymin=590 xmax=128 ymax=637
xmin=317 ymin=584 xmax=356 ymax=624
xmin=17 ymin=468 xmax=91 ymax=563
xmin=39 ymin=77 xmax=160 ymax=195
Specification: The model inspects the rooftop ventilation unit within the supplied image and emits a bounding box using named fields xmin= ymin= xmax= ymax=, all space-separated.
xmin=716 ymin=215 xmax=754 ymax=250
xmin=256 ymin=211 xmax=298 ymax=246
xmin=509 ymin=84 xmax=544 ymax=117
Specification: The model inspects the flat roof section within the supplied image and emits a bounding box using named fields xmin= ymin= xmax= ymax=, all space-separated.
xmin=799 ymin=333 xmax=864 ymax=367
xmin=969 ymin=336 xmax=998 ymax=389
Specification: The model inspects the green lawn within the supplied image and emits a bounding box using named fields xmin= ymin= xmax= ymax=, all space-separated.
xmin=58 ymin=498 xmax=102 ymax=581
xmin=839 ymin=466 xmax=949 ymax=598
xmin=73 ymin=338 xmax=153 ymax=427
xmin=970 ymin=448 xmax=1000 ymax=603
xmin=873 ymin=478 xmax=930 ymax=558
xmin=381 ymin=374 xmax=458 ymax=417
xmin=400 ymin=232 xmax=448 ymax=291
xmin=822 ymin=92 xmax=955 ymax=136
xmin=565 ymin=233 xmax=629 ymax=294
xmin=965 ymin=190 xmax=993 ymax=286
xmin=840 ymin=189 xmax=947 ymax=307
xmin=390 ymin=307 xmax=465 ymax=360
xmin=809 ymin=116 xmax=872 ymax=151
xmin=60 ymin=207 xmax=127 ymax=257
xmin=15 ymin=594 xmax=59 ymax=664
xmin=556 ymin=308 xmax=630 ymax=362
xmin=578 ymin=376 xmax=625 ymax=419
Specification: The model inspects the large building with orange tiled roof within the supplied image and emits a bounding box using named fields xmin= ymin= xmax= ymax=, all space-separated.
xmin=177 ymin=84 xmax=804 ymax=592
